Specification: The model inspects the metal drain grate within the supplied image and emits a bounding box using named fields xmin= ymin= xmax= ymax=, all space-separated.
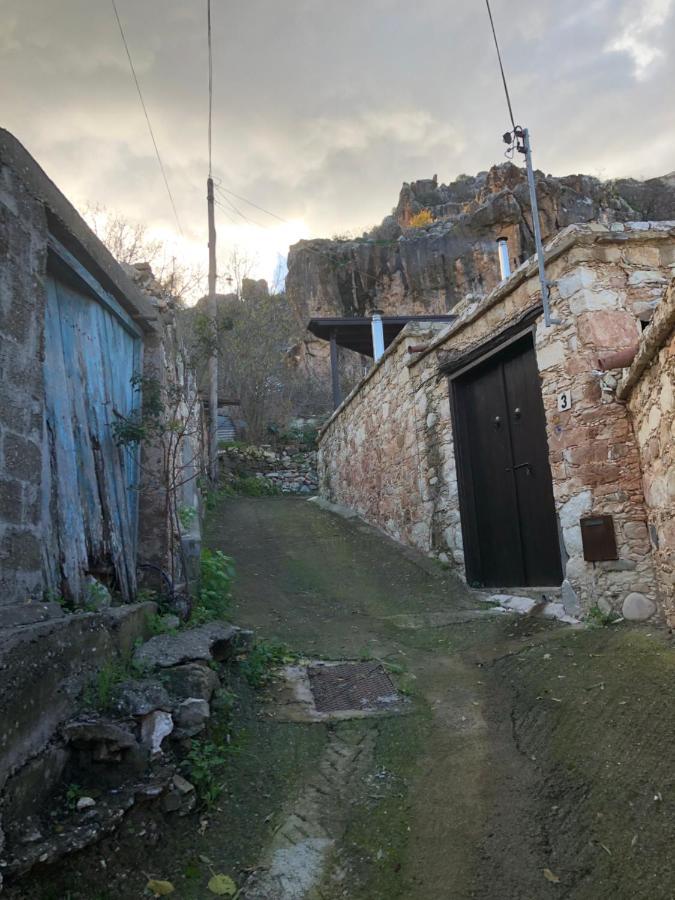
xmin=307 ymin=662 xmax=399 ymax=713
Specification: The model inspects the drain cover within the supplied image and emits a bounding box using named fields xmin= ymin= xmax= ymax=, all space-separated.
xmin=307 ymin=662 xmax=399 ymax=714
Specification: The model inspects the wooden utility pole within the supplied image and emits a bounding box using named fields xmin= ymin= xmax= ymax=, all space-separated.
xmin=207 ymin=176 xmax=219 ymax=483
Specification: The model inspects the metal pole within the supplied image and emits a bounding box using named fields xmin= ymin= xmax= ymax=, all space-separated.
xmin=207 ymin=176 xmax=219 ymax=482
xmin=329 ymin=330 xmax=341 ymax=410
xmin=522 ymin=128 xmax=560 ymax=327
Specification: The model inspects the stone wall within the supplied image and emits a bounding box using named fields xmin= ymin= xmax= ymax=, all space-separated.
xmin=222 ymin=444 xmax=319 ymax=494
xmin=620 ymin=277 xmax=675 ymax=625
xmin=0 ymin=148 xmax=48 ymax=611
xmin=319 ymin=223 xmax=675 ymax=622
xmin=318 ymin=324 xmax=445 ymax=544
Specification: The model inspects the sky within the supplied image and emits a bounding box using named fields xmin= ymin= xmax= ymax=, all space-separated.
xmin=1 ymin=0 xmax=674 ymax=296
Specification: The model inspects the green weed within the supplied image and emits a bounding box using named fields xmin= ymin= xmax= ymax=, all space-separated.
xmin=82 ymin=655 xmax=147 ymax=711
xmin=178 ymin=503 xmax=198 ymax=530
xmin=240 ymin=640 xmax=299 ymax=689
xmin=181 ymin=736 xmax=241 ymax=808
xmin=586 ymin=604 xmax=623 ymax=627
xmin=191 ymin=549 xmax=235 ymax=624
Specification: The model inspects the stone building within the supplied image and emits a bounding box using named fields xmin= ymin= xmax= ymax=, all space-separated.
xmin=0 ymin=128 xmax=204 ymax=623
xmin=318 ymin=221 xmax=675 ymax=625
xmin=0 ymin=130 xmax=209 ymax=876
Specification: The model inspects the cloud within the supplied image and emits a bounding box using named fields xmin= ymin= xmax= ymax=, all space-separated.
xmin=1 ymin=0 xmax=674 ymax=288
xmin=606 ymin=0 xmax=673 ymax=80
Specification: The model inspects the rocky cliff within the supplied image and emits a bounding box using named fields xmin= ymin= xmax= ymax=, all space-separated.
xmin=286 ymin=164 xmax=675 ymax=328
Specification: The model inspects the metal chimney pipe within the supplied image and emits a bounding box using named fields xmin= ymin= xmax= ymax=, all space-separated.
xmin=370 ymin=310 xmax=385 ymax=362
xmin=497 ymin=237 xmax=511 ymax=280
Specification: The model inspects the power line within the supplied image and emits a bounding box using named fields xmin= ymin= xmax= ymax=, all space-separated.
xmin=110 ymin=0 xmax=184 ymax=237
xmin=213 ymin=188 xmax=265 ymax=227
xmin=213 ymin=198 xmax=237 ymax=225
xmin=212 ymin=178 xmax=437 ymax=290
xmin=216 ymin=185 xmax=289 ymax=224
xmin=484 ymin=0 xmax=517 ymax=130
xmin=207 ymin=0 xmax=213 ymax=178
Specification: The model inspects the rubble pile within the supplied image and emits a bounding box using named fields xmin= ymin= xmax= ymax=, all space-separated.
xmin=1 ymin=621 xmax=251 ymax=885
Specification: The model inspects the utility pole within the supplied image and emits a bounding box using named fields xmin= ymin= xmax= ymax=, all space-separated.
xmin=207 ymin=175 xmax=219 ymax=483
xmin=503 ymin=126 xmax=561 ymax=327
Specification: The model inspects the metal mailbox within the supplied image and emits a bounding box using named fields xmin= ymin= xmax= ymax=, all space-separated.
xmin=580 ymin=515 xmax=618 ymax=562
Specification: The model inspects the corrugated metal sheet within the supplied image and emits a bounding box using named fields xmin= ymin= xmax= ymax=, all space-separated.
xmin=42 ymin=248 xmax=142 ymax=603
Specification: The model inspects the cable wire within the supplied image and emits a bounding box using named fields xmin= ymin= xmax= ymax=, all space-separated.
xmin=207 ymin=0 xmax=213 ymax=178
xmin=216 ymin=185 xmax=289 ymax=224
xmin=110 ymin=0 xmax=184 ymax=237
xmin=484 ymin=0 xmax=516 ymax=130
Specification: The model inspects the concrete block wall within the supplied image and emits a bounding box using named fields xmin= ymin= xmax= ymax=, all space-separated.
xmin=0 ymin=156 xmax=48 ymax=608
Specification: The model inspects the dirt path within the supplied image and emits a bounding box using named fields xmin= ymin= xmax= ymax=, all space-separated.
xmin=207 ymin=496 xmax=675 ymax=900
xmin=12 ymin=495 xmax=672 ymax=900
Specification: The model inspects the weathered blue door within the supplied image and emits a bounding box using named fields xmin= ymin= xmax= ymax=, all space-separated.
xmin=42 ymin=246 xmax=142 ymax=603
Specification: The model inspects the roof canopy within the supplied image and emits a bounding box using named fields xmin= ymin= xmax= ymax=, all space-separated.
xmin=307 ymin=315 xmax=456 ymax=357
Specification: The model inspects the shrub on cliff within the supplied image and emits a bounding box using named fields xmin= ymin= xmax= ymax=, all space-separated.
xmin=408 ymin=208 xmax=434 ymax=228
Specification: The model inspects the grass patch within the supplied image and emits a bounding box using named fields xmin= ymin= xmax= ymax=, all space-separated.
xmin=221 ymin=476 xmax=281 ymax=498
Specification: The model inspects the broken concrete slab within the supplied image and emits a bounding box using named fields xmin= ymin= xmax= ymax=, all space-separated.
xmin=479 ymin=593 xmax=581 ymax=625
xmin=133 ymin=621 xmax=240 ymax=669
xmin=267 ymin=661 xmax=408 ymax=724
xmin=386 ymin=607 xmax=508 ymax=630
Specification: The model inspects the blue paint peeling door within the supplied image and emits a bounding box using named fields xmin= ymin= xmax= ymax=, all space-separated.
xmin=42 ymin=256 xmax=142 ymax=603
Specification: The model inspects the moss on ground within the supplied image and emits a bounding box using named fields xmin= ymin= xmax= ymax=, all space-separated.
xmin=484 ymin=627 xmax=675 ymax=899
xmin=7 ymin=671 xmax=328 ymax=900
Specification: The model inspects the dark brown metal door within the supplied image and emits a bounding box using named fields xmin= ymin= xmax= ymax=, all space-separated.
xmin=452 ymin=334 xmax=562 ymax=587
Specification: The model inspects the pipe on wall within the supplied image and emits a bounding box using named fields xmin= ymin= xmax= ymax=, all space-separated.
xmin=370 ymin=310 xmax=385 ymax=362
xmin=497 ymin=237 xmax=511 ymax=281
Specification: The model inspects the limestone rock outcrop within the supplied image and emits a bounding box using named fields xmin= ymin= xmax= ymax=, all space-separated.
xmin=286 ymin=163 xmax=675 ymax=334
xmin=286 ymin=162 xmax=675 ymax=394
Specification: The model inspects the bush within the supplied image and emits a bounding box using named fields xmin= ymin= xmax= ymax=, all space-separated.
xmin=408 ymin=209 xmax=434 ymax=228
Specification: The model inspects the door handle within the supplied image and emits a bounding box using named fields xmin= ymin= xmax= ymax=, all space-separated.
xmin=505 ymin=462 xmax=532 ymax=474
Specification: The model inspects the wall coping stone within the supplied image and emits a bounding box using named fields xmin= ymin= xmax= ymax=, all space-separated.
xmin=0 ymin=128 xmax=159 ymax=335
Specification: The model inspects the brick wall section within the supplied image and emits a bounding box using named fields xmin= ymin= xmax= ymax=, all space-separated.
xmin=0 ymin=158 xmax=48 ymax=605
xmin=319 ymin=223 xmax=675 ymax=621
xmin=620 ymin=277 xmax=675 ymax=625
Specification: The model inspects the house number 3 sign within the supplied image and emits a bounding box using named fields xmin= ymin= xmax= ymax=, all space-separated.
xmin=557 ymin=390 xmax=572 ymax=412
